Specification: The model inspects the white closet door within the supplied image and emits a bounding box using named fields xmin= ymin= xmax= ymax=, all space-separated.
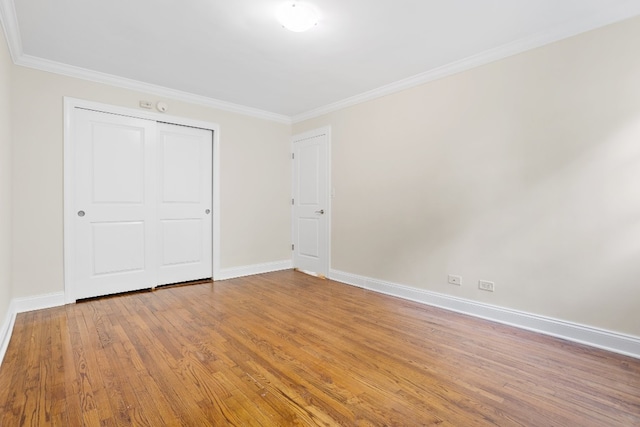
xmin=73 ymin=109 xmax=158 ymax=300
xmin=157 ymin=123 xmax=212 ymax=285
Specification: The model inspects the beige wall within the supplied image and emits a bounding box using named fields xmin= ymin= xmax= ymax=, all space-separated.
xmin=0 ymin=28 xmax=12 ymax=322
xmin=4 ymin=13 xmax=640 ymax=339
xmin=294 ymin=16 xmax=640 ymax=337
xmin=11 ymin=67 xmax=291 ymax=298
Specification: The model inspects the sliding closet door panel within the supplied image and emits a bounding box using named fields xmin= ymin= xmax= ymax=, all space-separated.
xmin=157 ymin=123 xmax=213 ymax=285
xmin=73 ymin=109 xmax=158 ymax=300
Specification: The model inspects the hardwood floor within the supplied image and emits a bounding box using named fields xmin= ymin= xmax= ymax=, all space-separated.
xmin=1 ymin=270 xmax=639 ymax=426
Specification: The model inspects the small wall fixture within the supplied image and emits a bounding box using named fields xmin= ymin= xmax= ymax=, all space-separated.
xmin=277 ymin=2 xmax=318 ymax=32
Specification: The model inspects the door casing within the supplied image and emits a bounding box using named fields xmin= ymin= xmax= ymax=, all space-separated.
xmin=63 ymin=97 xmax=221 ymax=303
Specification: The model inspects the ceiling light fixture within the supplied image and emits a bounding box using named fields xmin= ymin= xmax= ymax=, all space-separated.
xmin=277 ymin=2 xmax=318 ymax=32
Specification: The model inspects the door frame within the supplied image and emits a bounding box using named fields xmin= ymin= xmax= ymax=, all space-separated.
xmin=63 ymin=97 xmax=221 ymax=303
xmin=291 ymin=126 xmax=332 ymax=277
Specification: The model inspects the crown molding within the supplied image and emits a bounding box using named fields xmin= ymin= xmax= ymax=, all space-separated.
xmin=16 ymin=55 xmax=291 ymax=124
xmin=0 ymin=0 xmax=22 ymax=62
xmin=292 ymin=2 xmax=640 ymax=123
xmin=0 ymin=0 xmax=289 ymax=124
xmin=3 ymin=0 xmax=640 ymax=126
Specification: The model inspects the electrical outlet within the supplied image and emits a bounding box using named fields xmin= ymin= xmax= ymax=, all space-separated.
xmin=478 ymin=280 xmax=495 ymax=292
xmin=448 ymin=274 xmax=462 ymax=285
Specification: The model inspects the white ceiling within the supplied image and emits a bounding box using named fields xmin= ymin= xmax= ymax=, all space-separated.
xmin=4 ymin=0 xmax=640 ymax=120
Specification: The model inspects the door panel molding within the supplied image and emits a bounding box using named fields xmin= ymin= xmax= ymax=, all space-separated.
xmin=63 ymin=97 xmax=221 ymax=303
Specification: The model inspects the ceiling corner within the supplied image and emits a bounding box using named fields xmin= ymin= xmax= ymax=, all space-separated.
xmin=0 ymin=0 xmax=23 ymax=63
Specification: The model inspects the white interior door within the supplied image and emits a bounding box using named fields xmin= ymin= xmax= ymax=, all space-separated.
xmin=293 ymin=131 xmax=329 ymax=276
xmin=157 ymin=123 xmax=212 ymax=285
xmin=73 ymin=109 xmax=158 ymax=299
xmin=71 ymin=109 xmax=213 ymax=300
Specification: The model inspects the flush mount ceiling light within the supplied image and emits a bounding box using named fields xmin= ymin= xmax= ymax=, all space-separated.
xmin=277 ymin=2 xmax=318 ymax=32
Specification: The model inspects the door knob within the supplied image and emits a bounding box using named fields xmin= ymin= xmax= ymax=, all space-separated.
xmin=205 ymin=209 xmax=211 ymax=214
xmin=315 ymin=209 xmax=325 ymax=215
xmin=77 ymin=210 xmax=85 ymax=217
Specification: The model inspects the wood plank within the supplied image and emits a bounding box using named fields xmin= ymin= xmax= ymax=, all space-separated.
xmin=0 ymin=270 xmax=638 ymax=425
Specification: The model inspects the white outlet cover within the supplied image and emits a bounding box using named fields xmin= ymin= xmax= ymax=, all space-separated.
xmin=478 ymin=280 xmax=495 ymax=292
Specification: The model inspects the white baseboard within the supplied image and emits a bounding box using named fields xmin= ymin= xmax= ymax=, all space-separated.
xmin=216 ymin=260 xmax=293 ymax=281
xmin=0 ymin=261 xmax=293 ymax=365
xmin=329 ymin=269 xmax=640 ymax=359
xmin=13 ymin=292 xmax=66 ymax=314
xmin=0 ymin=300 xmax=17 ymax=367
xmin=4 ymin=269 xmax=638 ymax=363
xmin=0 ymin=291 xmax=65 ymax=366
